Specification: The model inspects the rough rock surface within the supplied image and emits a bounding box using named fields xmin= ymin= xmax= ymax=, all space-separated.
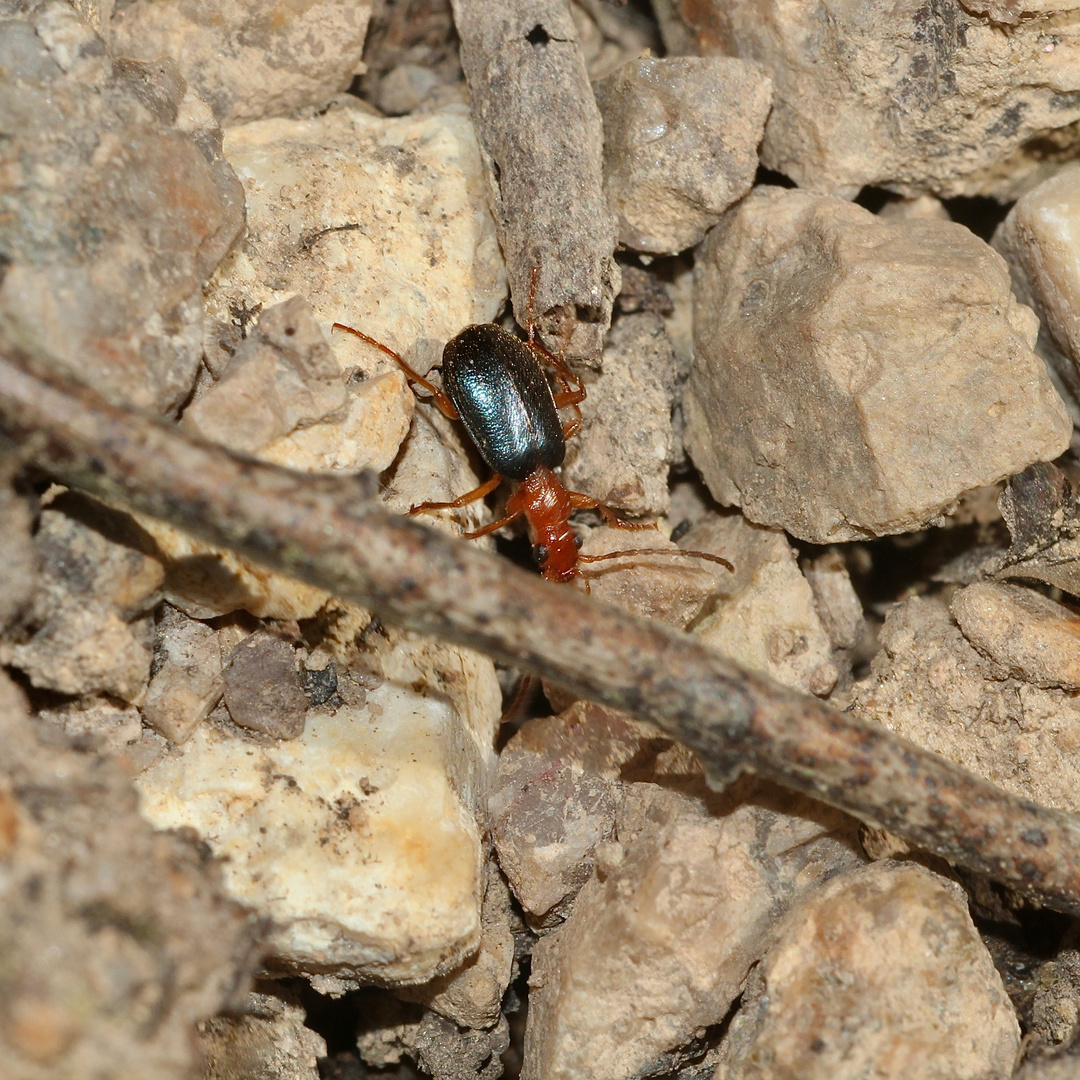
xmin=184 ymin=297 xmax=347 ymax=457
xmin=204 ymin=103 xmax=505 ymax=383
xmin=714 ymin=863 xmax=1020 ymax=1080
xmin=109 ymin=0 xmax=372 ymax=125
xmin=136 ymin=649 xmax=498 ymax=983
xmin=0 ymin=673 xmax=255 ymax=1080
xmin=952 ymin=582 xmax=1080 ymax=691
xmin=685 ymin=187 xmax=1071 ymax=543
xmin=594 ymin=56 xmax=771 ymax=254
xmin=682 ymin=513 xmax=836 ymax=696
xmin=222 ymin=630 xmax=308 ymax=740
xmin=6 ymin=493 xmax=163 ymax=702
xmin=994 ymin=163 xmax=1080 ymax=410
xmin=0 ymin=6 xmax=243 ymax=413
xmin=198 ymin=989 xmax=326 ymax=1080
xmin=141 ymin=603 xmax=223 ymax=744
xmin=851 ymin=594 xmax=1080 ymax=816
xmin=0 ymin=478 xmax=37 ymax=632
xmin=682 ymin=0 xmax=1080 ymax=198
xmin=521 ymin=781 xmax=863 ymax=1080
xmin=561 ymin=312 xmax=678 ymax=517
xmin=490 ymin=702 xmax=700 ymax=921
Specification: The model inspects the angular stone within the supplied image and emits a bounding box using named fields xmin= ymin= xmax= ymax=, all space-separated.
xmin=994 ymin=164 xmax=1080 ymax=409
xmin=0 ymin=10 xmax=243 ymax=414
xmin=851 ymin=595 xmax=1080 ymax=815
xmin=681 ymin=0 xmax=1080 ymax=199
xmin=683 ymin=513 xmax=835 ymax=696
xmin=685 ymin=188 xmax=1070 ymax=543
xmin=198 ymin=989 xmax=325 ymax=1080
xmin=561 ymin=312 xmax=677 ymax=517
xmin=521 ymin=781 xmax=863 ymax=1080
xmin=184 ymin=297 xmax=347 ymax=456
xmin=109 ymin=0 xmax=372 ymax=125
xmin=714 ymin=863 xmax=1019 ymax=1080
xmin=490 ymin=702 xmax=685 ymax=919
xmin=135 ymin=673 xmax=495 ymax=983
xmin=205 ymin=104 xmax=506 ymax=387
xmin=803 ymin=551 xmax=865 ymax=653
xmin=0 ymin=479 xmax=37 ymax=632
xmin=594 ymin=56 xmax=770 ymax=254
xmin=7 ymin=494 xmax=162 ymax=702
xmin=222 ymin=630 xmax=308 ymax=740
xmin=141 ymin=604 xmax=223 ymax=744
xmin=0 ymin=671 xmax=254 ymax=1080
xmin=952 ymin=582 xmax=1080 ymax=691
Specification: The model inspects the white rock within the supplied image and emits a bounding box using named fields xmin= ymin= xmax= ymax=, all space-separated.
xmin=683 ymin=513 xmax=835 ymax=696
xmin=136 ymin=678 xmax=494 ymax=984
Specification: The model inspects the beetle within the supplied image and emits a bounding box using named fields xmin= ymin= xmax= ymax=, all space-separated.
xmin=332 ymin=291 xmax=732 ymax=584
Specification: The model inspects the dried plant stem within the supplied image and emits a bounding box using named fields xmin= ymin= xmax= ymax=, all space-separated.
xmin=2 ymin=338 xmax=1080 ymax=915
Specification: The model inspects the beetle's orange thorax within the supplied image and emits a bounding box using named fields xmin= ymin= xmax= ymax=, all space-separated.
xmin=509 ymin=465 xmax=578 ymax=582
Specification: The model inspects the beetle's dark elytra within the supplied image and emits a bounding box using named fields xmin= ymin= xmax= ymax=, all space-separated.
xmin=441 ymin=324 xmax=566 ymax=482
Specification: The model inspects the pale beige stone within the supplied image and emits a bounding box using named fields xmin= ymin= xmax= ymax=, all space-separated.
xmin=683 ymin=513 xmax=835 ymax=696
xmin=994 ymin=163 xmax=1080 ymax=406
xmin=136 ymin=677 xmax=493 ymax=983
xmin=715 ymin=863 xmax=1020 ymax=1080
xmin=141 ymin=605 xmax=223 ymax=744
xmin=851 ymin=595 xmax=1080 ymax=815
xmin=109 ymin=0 xmax=372 ymax=125
xmin=521 ymin=782 xmax=863 ymax=1080
xmin=686 ymin=188 xmax=1071 ymax=543
xmin=694 ymin=0 xmax=1080 ymax=199
xmin=560 ymin=313 xmax=677 ymax=517
xmin=206 ymin=104 xmax=506 ymax=383
xmin=595 ymin=56 xmax=771 ymax=254
xmin=952 ymin=582 xmax=1080 ymax=690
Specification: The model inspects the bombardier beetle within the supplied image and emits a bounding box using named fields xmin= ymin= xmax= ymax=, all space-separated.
xmin=332 ymin=282 xmax=732 ymax=585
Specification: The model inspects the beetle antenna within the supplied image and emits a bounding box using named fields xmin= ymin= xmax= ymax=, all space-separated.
xmin=577 ymin=548 xmax=734 ymax=572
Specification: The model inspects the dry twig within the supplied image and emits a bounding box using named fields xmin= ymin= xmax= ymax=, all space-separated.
xmin=3 ymin=332 xmax=1080 ymax=915
xmin=451 ymin=0 xmax=618 ymax=358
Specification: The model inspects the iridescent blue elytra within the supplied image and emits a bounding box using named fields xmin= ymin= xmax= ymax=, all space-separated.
xmin=440 ymin=323 xmax=566 ymax=482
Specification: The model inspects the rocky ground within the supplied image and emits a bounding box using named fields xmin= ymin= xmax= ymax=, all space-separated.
xmin=4 ymin=0 xmax=1080 ymax=1078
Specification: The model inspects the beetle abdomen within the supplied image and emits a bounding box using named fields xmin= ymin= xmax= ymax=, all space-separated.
xmin=441 ymin=324 xmax=565 ymax=482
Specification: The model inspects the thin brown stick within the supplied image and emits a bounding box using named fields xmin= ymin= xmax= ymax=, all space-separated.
xmin=2 ymin=334 xmax=1080 ymax=915
xmin=450 ymin=0 xmax=619 ymax=359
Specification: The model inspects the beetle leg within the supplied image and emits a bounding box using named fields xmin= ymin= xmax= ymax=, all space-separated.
xmin=566 ymin=491 xmax=659 ymax=531
xmin=332 ymin=322 xmax=459 ymax=420
xmin=561 ymin=414 xmax=582 ymax=440
xmin=408 ymin=473 xmax=503 ymax=517
xmin=461 ymin=505 xmax=525 ymax=540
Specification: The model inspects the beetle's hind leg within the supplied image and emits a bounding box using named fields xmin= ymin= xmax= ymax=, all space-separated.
xmin=566 ymin=490 xmax=659 ymax=532
xmin=332 ymin=322 xmax=459 ymax=420
xmin=408 ymin=473 xmax=503 ymax=519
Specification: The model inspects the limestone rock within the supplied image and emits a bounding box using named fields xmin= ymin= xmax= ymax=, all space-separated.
xmin=0 ymin=8 xmax=243 ymax=414
xmin=802 ymin=551 xmax=865 ymax=653
xmin=594 ymin=56 xmax=771 ymax=254
xmin=141 ymin=604 xmax=223 ymax=744
xmin=198 ymin=989 xmax=326 ymax=1080
xmin=0 ymin=672 xmax=255 ymax=1080
xmin=521 ymin=781 xmax=863 ymax=1080
xmin=681 ymin=0 xmax=1080 ymax=199
xmin=109 ymin=0 xmax=372 ymax=125
xmin=259 ymin=370 xmax=414 ymax=475
xmin=952 ymin=582 xmax=1080 ymax=690
xmin=561 ymin=312 xmax=677 ymax=517
xmin=37 ymin=697 xmax=142 ymax=755
xmin=685 ymin=187 xmax=1071 ymax=543
xmin=135 ymin=671 xmax=495 ymax=983
xmin=683 ymin=513 xmax=836 ymax=696
xmin=205 ymin=104 xmax=505 ymax=385
xmin=490 ymin=702 xmax=696 ymax=920
xmin=184 ymin=297 xmax=347 ymax=457
xmin=851 ymin=594 xmax=1080 ymax=815
xmin=714 ymin=863 xmax=1020 ymax=1080
xmin=7 ymin=494 xmax=162 ymax=702
xmin=0 ymin=478 xmax=37 ymax=632
xmin=993 ymin=164 xmax=1080 ymax=410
